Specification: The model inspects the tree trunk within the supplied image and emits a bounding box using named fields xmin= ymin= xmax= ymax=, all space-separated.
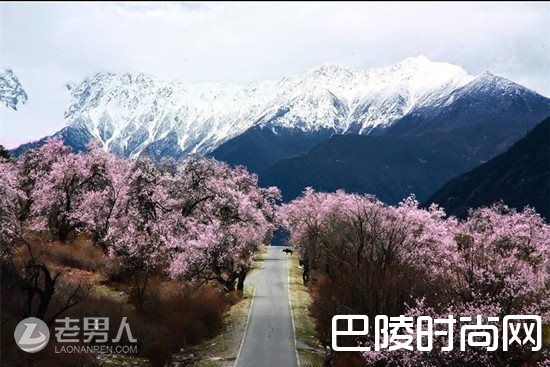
xmin=130 ymin=273 xmax=149 ymax=309
xmin=323 ymin=349 xmax=334 ymax=367
xmin=218 ymin=272 xmax=238 ymax=292
xmin=36 ymin=275 xmax=55 ymax=320
xmin=22 ymin=262 xmax=59 ymax=321
xmin=94 ymin=235 xmax=109 ymax=253
xmin=59 ymin=227 xmax=68 ymax=243
xmin=236 ymin=268 xmax=248 ymax=292
xmin=16 ymin=238 xmax=80 ymax=324
xmin=302 ymin=259 xmax=310 ymax=285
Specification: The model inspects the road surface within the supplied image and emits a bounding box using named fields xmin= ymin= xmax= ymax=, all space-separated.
xmin=235 ymin=246 xmax=299 ymax=367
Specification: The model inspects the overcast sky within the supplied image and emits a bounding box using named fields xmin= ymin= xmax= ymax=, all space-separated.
xmin=1 ymin=1 xmax=549 ymax=148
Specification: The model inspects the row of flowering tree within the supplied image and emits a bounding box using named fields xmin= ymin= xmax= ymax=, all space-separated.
xmin=280 ymin=188 xmax=549 ymax=366
xmin=1 ymin=139 xmax=279 ymax=315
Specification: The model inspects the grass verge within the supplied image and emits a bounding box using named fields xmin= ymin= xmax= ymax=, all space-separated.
xmin=288 ymin=253 xmax=325 ymax=367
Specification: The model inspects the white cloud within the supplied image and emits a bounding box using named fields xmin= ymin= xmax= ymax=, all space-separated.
xmin=1 ymin=2 xmax=548 ymax=147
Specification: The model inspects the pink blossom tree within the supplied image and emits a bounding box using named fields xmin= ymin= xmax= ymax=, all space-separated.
xmin=5 ymin=140 xmax=279 ymax=314
xmin=1 ymin=149 xmax=82 ymax=323
xmin=31 ymin=146 xmax=108 ymax=243
xmin=0 ymin=158 xmax=26 ymax=260
xmin=282 ymin=188 xmax=549 ymax=366
xmin=16 ymin=138 xmax=71 ymax=220
xmin=281 ymin=189 xmax=454 ymax=288
xmin=105 ymin=157 xmax=171 ymax=306
xmin=165 ymin=159 xmax=280 ymax=291
xmin=78 ymin=144 xmax=132 ymax=250
xmin=366 ymin=204 xmax=550 ymax=366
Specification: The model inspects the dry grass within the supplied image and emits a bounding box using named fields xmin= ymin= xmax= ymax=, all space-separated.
xmin=41 ymin=235 xmax=109 ymax=272
xmin=288 ymin=253 xmax=325 ymax=367
xmin=1 ymin=235 xmax=235 ymax=367
xmin=193 ymin=245 xmax=268 ymax=367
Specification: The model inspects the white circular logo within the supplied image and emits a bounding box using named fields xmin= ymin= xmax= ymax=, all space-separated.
xmin=14 ymin=317 xmax=50 ymax=353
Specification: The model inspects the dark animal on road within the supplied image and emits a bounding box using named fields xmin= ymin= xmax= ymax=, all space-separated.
xmin=282 ymin=248 xmax=293 ymax=255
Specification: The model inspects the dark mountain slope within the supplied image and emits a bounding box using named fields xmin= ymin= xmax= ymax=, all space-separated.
xmin=427 ymin=117 xmax=549 ymax=220
xmin=9 ymin=123 xmax=94 ymax=158
xmin=258 ymin=133 xmax=472 ymax=203
xmin=258 ymin=75 xmax=550 ymax=203
xmin=209 ymin=126 xmax=334 ymax=172
xmin=384 ymin=74 xmax=550 ymax=162
xmin=213 ymin=74 xmax=550 ymax=193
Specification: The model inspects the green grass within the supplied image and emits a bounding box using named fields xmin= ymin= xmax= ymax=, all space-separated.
xmin=288 ymin=254 xmax=325 ymax=367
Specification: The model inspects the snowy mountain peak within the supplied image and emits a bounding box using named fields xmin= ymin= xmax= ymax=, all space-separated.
xmin=478 ymin=71 xmax=518 ymax=85
xmin=62 ymin=57 xmax=481 ymax=157
xmin=1 ymin=68 xmax=28 ymax=111
xmin=458 ymin=72 xmax=537 ymax=99
xmin=381 ymin=55 xmax=465 ymax=74
xmin=395 ymin=55 xmax=452 ymax=69
xmin=401 ymin=54 xmax=430 ymax=62
xmin=305 ymin=63 xmax=355 ymax=78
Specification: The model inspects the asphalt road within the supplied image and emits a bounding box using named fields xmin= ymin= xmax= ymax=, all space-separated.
xmin=235 ymin=246 xmax=299 ymax=367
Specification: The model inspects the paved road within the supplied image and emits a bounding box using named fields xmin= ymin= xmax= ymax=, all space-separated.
xmin=235 ymin=246 xmax=299 ymax=367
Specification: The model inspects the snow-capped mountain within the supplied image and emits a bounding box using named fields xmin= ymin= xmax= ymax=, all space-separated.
xmin=13 ymin=55 xmax=550 ymax=168
xmin=0 ymin=69 xmax=28 ymax=111
xmin=256 ymin=70 xmax=550 ymax=203
xmin=386 ymin=71 xmax=550 ymax=137
xmin=60 ymin=56 xmax=475 ymax=157
xmin=11 ymin=56 xmax=550 ymax=204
